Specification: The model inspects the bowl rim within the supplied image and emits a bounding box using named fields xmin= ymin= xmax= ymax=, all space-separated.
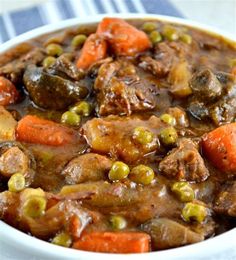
xmin=0 ymin=13 xmax=236 ymax=259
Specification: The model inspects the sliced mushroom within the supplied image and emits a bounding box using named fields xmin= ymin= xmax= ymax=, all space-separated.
xmin=23 ymin=65 xmax=89 ymax=110
xmin=141 ymin=218 xmax=204 ymax=250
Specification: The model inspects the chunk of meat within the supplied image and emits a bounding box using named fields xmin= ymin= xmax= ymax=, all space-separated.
xmin=139 ymin=41 xmax=191 ymax=78
xmin=81 ymin=115 xmax=165 ymax=163
xmin=188 ymin=101 xmax=209 ymax=121
xmin=60 ymin=181 xmax=183 ymax=224
xmin=188 ymin=70 xmax=236 ymax=125
xmin=190 ymin=69 xmax=222 ymax=101
xmin=139 ymin=43 xmax=175 ymax=77
xmin=159 ymin=138 xmax=209 ymax=182
xmin=23 ymin=65 xmax=88 ymax=110
xmin=48 ymin=53 xmax=85 ymax=81
xmin=0 ymin=147 xmax=28 ymax=177
xmin=0 ymin=106 xmax=17 ymax=141
xmin=96 ymin=17 xmax=151 ymax=56
xmin=0 ymin=189 xmax=92 ymax=239
xmin=0 ymin=142 xmax=35 ymax=185
xmin=61 ymin=153 xmax=112 ymax=184
xmin=94 ymin=60 xmax=157 ymax=116
xmin=214 ymin=182 xmax=236 ymax=217
xmin=0 ymin=47 xmax=45 ymax=86
xmin=142 ymin=218 xmax=204 ymax=250
xmin=209 ymin=82 xmax=236 ymax=125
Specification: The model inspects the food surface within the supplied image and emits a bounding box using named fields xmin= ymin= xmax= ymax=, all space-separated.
xmin=0 ymin=17 xmax=236 ymax=253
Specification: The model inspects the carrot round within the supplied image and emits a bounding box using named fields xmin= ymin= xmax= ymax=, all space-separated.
xmin=0 ymin=76 xmax=19 ymax=106
xmin=76 ymin=34 xmax=107 ymax=70
xmin=73 ymin=231 xmax=150 ymax=253
xmin=16 ymin=115 xmax=77 ymax=146
xmin=96 ymin=17 xmax=151 ymax=56
xmin=202 ymin=123 xmax=236 ymax=172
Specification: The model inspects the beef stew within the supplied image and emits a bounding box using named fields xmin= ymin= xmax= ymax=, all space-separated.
xmin=0 ymin=17 xmax=236 ymax=253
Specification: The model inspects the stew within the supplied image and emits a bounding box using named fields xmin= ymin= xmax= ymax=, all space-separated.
xmin=0 ymin=17 xmax=236 ymax=253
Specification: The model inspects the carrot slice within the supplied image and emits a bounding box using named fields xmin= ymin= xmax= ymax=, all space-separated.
xmin=16 ymin=115 xmax=76 ymax=146
xmin=0 ymin=76 xmax=19 ymax=106
xmin=76 ymin=33 xmax=107 ymax=70
xmin=96 ymin=17 xmax=151 ymax=56
xmin=202 ymin=123 xmax=236 ymax=172
xmin=73 ymin=231 xmax=150 ymax=253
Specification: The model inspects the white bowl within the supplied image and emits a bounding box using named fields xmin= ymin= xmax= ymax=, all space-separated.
xmin=0 ymin=13 xmax=236 ymax=260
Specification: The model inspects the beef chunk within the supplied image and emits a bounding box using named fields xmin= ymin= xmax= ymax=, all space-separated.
xmin=139 ymin=43 xmax=175 ymax=77
xmin=0 ymin=142 xmax=36 ymax=185
xmin=214 ymin=182 xmax=236 ymax=217
xmin=209 ymin=82 xmax=236 ymax=125
xmin=188 ymin=69 xmax=236 ymax=125
xmin=139 ymin=41 xmax=191 ymax=78
xmin=188 ymin=101 xmax=209 ymax=121
xmin=0 ymin=47 xmax=45 ymax=86
xmin=142 ymin=218 xmax=204 ymax=250
xmin=48 ymin=54 xmax=84 ymax=81
xmin=23 ymin=65 xmax=88 ymax=110
xmin=94 ymin=60 xmax=157 ymax=116
xmin=0 ymin=147 xmax=28 ymax=177
xmin=159 ymin=138 xmax=209 ymax=182
xmin=62 ymin=153 xmax=112 ymax=184
xmin=190 ymin=69 xmax=222 ymax=101
xmin=81 ymin=115 xmax=165 ymax=163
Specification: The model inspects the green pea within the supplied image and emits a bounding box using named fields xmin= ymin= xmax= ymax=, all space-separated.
xmin=160 ymin=113 xmax=176 ymax=126
xmin=142 ymin=22 xmax=158 ymax=33
xmin=42 ymin=56 xmax=56 ymax=68
xmin=46 ymin=43 xmax=63 ymax=57
xmin=162 ymin=25 xmax=179 ymax=41
xmin=110 ymin=215 xmax=127 ymax=230
xmin=8 ymin=173 xmax=25 ymax=192
xmin=133 ymin=127 xmax=154 ymax=145
xmin=149 ymin=31 xmax=162 ymax=44
xmin=182 ymin=202 xmax=207 ymax=223
xmin=70 ymin=101 xmax=91 ymax=116
xmin=108 ymin=161 xmax=130 ymax=181
xmin=61 ymin=111 xmax=81 ymax=126
xmin=22 ymin=196 xmax=46 ymax=218
xmin=171 ymin=182 xmax=195 ymax=202
xmin=129 ymin=165 xmax=155 ymax=185
xmin=71 ymin=34 xmax=87 ymax=48
xmin=52 ymin=232 xmax=72 ymax=247
xmin=180 ymin=33 xmax=192 ymax=44
xmin=159 ymin=127 xmax=178 ymax=146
